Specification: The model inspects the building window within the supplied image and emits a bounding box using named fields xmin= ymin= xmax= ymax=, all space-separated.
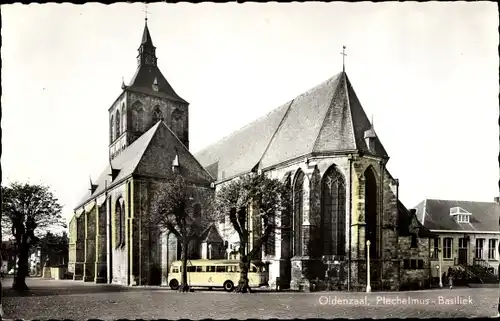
xmin=263 ymin=211 xmax=276 ymax=257
xmin=432 ymin=237 xmax=440 ymax=259
xmin=121 ymin=104 xmax=126 ymax=132
xmin=488 ymin=239 xmax=497 ymax=260
xmin=293 ymin=170 xmax=305 ymax=257
xmin=153 ymin=106 xmax=163 ymax=124
xmin=476 ymin=238 xmax=485 ymax=259
xmin=410 ymin=234 xmax=418 ymax=248
xmin=443 ymin=238 xmax=453 ymax=259
xmin=115 ymin=110 xmax=121 ymax=139
xmin=115 ymin=198 xmax=125 ymax=248
xmin=402 ymin=259 xmax=424 ymax=269
xmin=321 ymin=165 xmax=346 ymax=256
xmin=364 ymin=167 xmax=378 ymax=259
xmin=171 ymin=109 xmax=183 ymax=139
xmin=132 ymin=102 xmax=144 ymax=132
xmin=110 ymin=115 xmax=115 ymax=142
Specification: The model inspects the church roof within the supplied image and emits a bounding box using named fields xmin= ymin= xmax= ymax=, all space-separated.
xmin=75 ymin=122 xmax=213 ymax=211
xmin=125 ymin=22 xmax=187 ymax=104
xmin=414 ymin=199 xmax=500 ymax=232
xmin=195 ymin=71 xmax=388 ymax=181
xmin=126 ymin=66 xmax=187 ymax=104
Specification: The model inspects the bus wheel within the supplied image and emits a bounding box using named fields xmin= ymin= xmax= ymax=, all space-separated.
xmin=223 ymin=280 xmax=234 ymax=292
xmin=169 ymin=279 xmax=179 ymax=290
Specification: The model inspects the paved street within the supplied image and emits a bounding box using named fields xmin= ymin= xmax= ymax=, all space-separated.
xmin=2 ymin=277 xmax=499 ymax=320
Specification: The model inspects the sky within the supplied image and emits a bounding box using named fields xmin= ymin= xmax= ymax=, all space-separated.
xmin=1 ymin=2 xmax=499 ymax=224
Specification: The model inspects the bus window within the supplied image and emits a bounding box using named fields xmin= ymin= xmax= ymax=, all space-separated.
xmin=196 ymin=266 xmax=203 ymax=272
xmin=250 ymin=266 xmax=257 ymax=273
xmin=172 ymin=267 xmax=179 ymax=273
xmin=216 ymin=266 xmax=225 ymax=273
xmin=187 ymin=266 xmax=196 ymax=272
xmin=228 ymin=265 xmax=240 ymax=273
xmin=207 ymin=266 xmax=215 ymax=273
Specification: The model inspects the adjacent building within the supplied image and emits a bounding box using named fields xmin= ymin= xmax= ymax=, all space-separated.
xmin=414 ymin=198 xmax=500 ymax=277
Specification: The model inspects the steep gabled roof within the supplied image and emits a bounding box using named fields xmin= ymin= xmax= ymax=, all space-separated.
xmin=194 ymin=71 xmax=389 ymax=181
xmin=413 ymin=199 xmax=500 ymax=232
xmin=398 ymin=201 xmax=435 ymax=237
xmin=125 ymin=21 xmax=187 ymax=104
xmin=200 ymin=224 xmax=224 ymax=243
xmin=75 ymin=122 xmax=213 ymax=210
xmin=126 ymin=66 xmax=187 ymax=104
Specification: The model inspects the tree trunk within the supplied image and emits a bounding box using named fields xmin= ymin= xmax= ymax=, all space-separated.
xmin=12 ymin=243 xmax=29 ymax=291
xmin=234 ymin=240 xmax=252 ymax=293
xmin=180 ymin=239 xmax=190 ymax=293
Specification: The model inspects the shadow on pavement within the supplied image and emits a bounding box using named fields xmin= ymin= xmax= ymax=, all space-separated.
xmin=1 ymin=276 xmax=169 ymax=298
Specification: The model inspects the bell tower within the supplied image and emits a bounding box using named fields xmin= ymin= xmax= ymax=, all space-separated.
xmin=108 ymin=17 xmax=190 ymax=160
xmin=137 ymin=20 xmax=158 ymax=67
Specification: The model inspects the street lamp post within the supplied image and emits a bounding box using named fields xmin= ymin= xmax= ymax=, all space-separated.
xmin=366 ymin=240 xmax=371 ymax=293
xmin=438 ymin=248 xmax=443 ymax=288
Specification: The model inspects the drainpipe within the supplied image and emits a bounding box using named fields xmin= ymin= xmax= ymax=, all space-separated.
xmin=105 ymin=180 xmax=112 ymax=284
xmin=348 ymin=154 xmax=353 ymax=291
xmin=395 ymin=178 xmax=400 ymax=288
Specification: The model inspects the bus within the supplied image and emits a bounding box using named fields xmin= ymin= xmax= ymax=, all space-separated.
xmin=167 ymin=259 xmax=269 ymax=291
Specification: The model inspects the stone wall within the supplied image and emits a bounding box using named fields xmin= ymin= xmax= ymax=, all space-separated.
xmin=127 ymin=91 xmax=189 ymax=148
xmin=398 ymin=235 xmax=432 ymax=289
xmin=213 ymin=153 xmax=403 ymax=291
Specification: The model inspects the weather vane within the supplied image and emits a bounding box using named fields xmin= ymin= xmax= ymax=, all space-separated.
xmin=143 ymin=3 xmax=151 ymax=22
xmin=340 ymin=45 xmax=347 ymax=72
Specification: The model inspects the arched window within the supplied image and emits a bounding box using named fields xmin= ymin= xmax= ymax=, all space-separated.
xmin=153 ymin=106 xmax=163 ymax=124
xmin=193 ymin=203 xmax=201 ymax=219
xmin=321 ymin=165 xmax=346 ymax=256
xmin=115 ymin=198 xmax=125 ymax=248
xmin=121 ymin=104 xmax=126 ymax=132
xmin=293 ymin=170 xmax=305 ymax=257
xmin=365 ymin=167 xmax=378 ymax=259
xmin=110 ymin=115 xmax=114 ymax=142
xmin=171 ymin=109 xmax=183 ymax=138
xmin=281 ymin=174 xmax=293 ymax=260
xmin=132 ymin=102 xmax=144 ymax=132
xmin=115 ymin=110 xmax=121 ymax=139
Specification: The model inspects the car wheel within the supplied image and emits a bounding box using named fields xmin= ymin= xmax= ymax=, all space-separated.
xmin=223 ymin=280 xmax=234 ymax=292
xmin=169 ymin=279 xmax=179 ymax=290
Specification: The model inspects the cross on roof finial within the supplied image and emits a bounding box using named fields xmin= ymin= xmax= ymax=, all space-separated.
xmin=143 ymin=3 xmax=151 ymax=22
xmin=340 ymin=45 xmax=347 ymax=72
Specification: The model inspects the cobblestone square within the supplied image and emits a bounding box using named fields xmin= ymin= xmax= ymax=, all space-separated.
xmin=2 ymin=277 xmax=499 ymax=320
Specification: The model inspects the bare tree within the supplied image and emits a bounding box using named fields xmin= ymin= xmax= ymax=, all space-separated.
xmin=216 ymin=173 xmax=290 ymax=293
xmin=150 ymin=174 xmax=215 ymax=292
xmin=1 ymin=182 xmax=65 ymax=291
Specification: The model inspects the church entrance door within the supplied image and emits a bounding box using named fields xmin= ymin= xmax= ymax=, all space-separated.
xmin=458 ymin=238 xmax=468 ymax=265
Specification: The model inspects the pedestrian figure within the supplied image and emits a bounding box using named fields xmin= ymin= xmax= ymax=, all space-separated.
xmin=449 ymin=274 xmax=453 ymax=290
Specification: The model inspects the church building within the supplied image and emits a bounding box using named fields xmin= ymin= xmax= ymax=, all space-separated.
xmin=68 ymin=20 xmax=434 ymax=291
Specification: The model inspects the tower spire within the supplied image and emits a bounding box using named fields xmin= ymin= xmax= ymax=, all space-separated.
xmin=340 ymin=45 xmax=347 ymax=72
xmin=137 ymin=6 xmax=157 ymax=67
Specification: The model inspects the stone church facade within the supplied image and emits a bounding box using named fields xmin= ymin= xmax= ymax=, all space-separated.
xmin=69 ymin=21 xmax=435 ymax=291
xmin=68 ymin=21 xmax=216 ymax=286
